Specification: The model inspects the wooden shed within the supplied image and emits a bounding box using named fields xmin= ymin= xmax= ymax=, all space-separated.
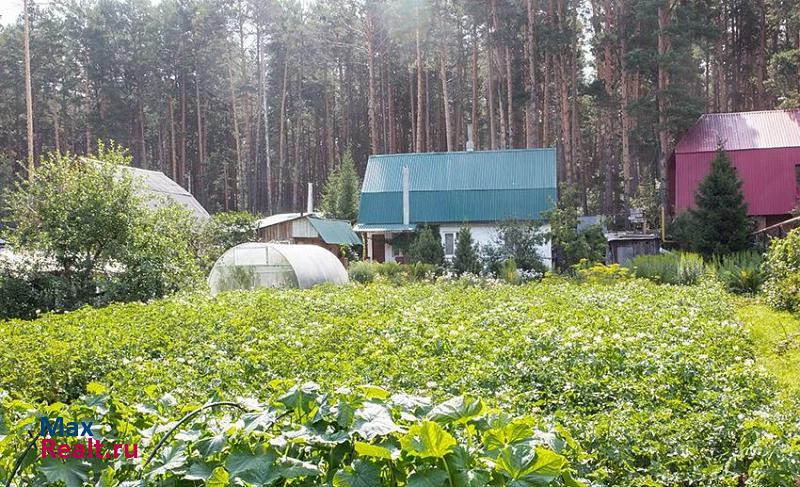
xmin=256 ymin=213 xmax=361 ymax=259
xmin=606 ymin=233 xmax=660 ymax=265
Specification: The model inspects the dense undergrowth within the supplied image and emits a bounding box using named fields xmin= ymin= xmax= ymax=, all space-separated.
xmin=1 ymin=279 xmax=799 ymax=485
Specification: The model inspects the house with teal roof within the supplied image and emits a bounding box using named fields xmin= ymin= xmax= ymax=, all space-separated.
xmin=354 ymin=149 xmax=558 ymax=266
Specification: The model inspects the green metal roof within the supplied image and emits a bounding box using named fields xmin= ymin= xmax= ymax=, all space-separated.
xmin=357 ymin=149 xmax=557 ymax=225
xmin=307 ymin=217 xmax=362 ymax=246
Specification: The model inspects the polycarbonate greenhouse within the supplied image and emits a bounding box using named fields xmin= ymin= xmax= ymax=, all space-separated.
xmin=208 ymin=242 xmax=349 ymax=295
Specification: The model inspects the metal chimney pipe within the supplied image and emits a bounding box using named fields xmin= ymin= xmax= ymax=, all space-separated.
xmin=307 ymin=182 xmax=313 ymax=214
xmin=402 ymin=165 xmax=410 ymax=226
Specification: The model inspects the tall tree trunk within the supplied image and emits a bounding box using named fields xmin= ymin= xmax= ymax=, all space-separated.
xmin=228 ymin=62 xmax=244 ymax=210
xmin=195 ymin=71 xmax=204 ymax=196
xmin=488 ymin=47 xmax=497 ymax=149
xmin=416 ymin=11 xmax=425 ymax=153
xmin=387 ymin=64 xmax=397 ymax=153
xmin=169 ymin=95 xmax=177 ymax=181
xmin=505 ymin=46 xmax=514 ymax=148
xmin=23 ymin=0 xmax=34 ymax=177
xmin=657 ymin=0 xmax=674 ymax=206
xmin=180 ymin=74 xmax=187 ymax=188
xmin=278 ymin=55 xmax=289 ymax=210
xmin=526 ymin=0 xmax=539 ymax=148
xmin=440 ymin=46 xmax=453 ymax=151
xmin=260 ymin=42 xmax=273 ymax=214
xmin=366 ymin=10 xmax=380 ymax=155
xmin=51 ymin=106 xmax=61 ymax=157
xmin=410 ymin=70 xmax=417 ymax=151
xmin=471 ymin=30 xmax=479 ymax=150
xmin=542 ymin=53 xmax=550 ymax=145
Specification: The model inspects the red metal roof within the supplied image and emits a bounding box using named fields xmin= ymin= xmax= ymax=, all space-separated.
xmin=675 ymin=108 xmax=800 ymax=154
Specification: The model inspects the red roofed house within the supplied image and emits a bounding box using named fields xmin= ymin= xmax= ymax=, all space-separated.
xmin=668 ymin=108 xmax=800 ymax=229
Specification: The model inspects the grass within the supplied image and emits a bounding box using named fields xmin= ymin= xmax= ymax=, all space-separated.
xmin=737 ymin=299 xmax=800 ymax=397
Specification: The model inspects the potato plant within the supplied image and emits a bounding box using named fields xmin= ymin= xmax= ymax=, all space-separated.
xmin=0 ymin=383 xmax=585 ymax=486
xmin=0 ymin=279 xmax=798 ymax=484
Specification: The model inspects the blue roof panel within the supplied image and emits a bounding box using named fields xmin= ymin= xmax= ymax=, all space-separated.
xmin=357 ymin=149 xmax=557 ymax=225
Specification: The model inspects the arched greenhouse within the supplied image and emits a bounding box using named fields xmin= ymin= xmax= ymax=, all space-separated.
xmin=208 ymin=242 xmax=349 ymax=295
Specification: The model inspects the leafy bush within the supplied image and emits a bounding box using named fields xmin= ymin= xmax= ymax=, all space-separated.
xmin=709 ymin=250 xmax=764 ymax=295
xmin=0 ymin=280 xmax=793 ymax=484
xmin=197 ymin=210 xmax=259 ymax=271
xmin=481 ymin=222 xmax=548 ymax=277
xmin=348 ymin=261 xmax=377 ymax=283
xmin=763 ymin=228 xmax=800 ymax=310
xmin=0 ymin=146 xmax=203 ymax=318
xmin=574 ymin=259 xmax=632 ymax=284
xmin=320 ymin=148 xmax=360 ymax=223
xmin=544 ymin=186 xmax=607 ymax=272
xmin=0 ymin=384 xmax=584 ymax=486
xmin=628 ymin=252 xmax=705 ymax=285
xmin=348 ymin=261 xmax=437 ymax=285
xmin=406 ymin=226 xmax=444 ymax=266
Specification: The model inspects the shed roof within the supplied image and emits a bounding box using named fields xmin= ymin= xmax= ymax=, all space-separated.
xmin=257 ymin=212 xmax=319 ymax=229
xmin=357 ymin=149 xmax=557 ymax=226
xmin=675 ymin=109 xmax=800 ymax=154
xmin=307 ymin=216 xmax=361 ymax=245
xmin=85 ymin=159 xmax=210 ymax=219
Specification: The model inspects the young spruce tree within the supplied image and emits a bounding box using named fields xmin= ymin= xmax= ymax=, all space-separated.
xmin=320 ymin=149 xmax=360 ymax=223
xmin=690 ymin=145 xmax=750 ymax=256
xmin=453 ymin=225 xmax=481 ymax=275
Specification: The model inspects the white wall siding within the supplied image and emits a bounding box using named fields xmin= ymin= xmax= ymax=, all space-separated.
xmin=438 ymin=224 xmax=552 ymax=269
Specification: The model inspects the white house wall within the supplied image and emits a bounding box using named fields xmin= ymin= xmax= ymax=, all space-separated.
xmin=438 ymin=224 xmax=552 ymax=269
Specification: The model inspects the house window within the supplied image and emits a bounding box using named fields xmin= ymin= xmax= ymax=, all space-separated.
xmin=444 ymin=233 xmax=455 ymax=256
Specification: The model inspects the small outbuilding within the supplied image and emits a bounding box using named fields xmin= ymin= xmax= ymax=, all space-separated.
xmin=257 ymin=213 xmax=361 ymax=259
xmin=606 ymin=233 xmax=660 ymax=265
xmin=208 ymin=242 xmax=349 ymax=295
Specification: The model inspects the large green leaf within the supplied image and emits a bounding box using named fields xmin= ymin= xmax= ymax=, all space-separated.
xmin=276 ymin=382 xmax=321 ymax=414
xmin=148 ymin=442 xmax=188 ymax=477
xmin=351 ymin=402 xmax=401 ymax=440
xmin=495 ymin=445 xmax=567 ymax=486
xmin=406 ymin=467 xmax=448 ymax=487
xmin=427 ymin=396 xmax=485 ymax=425
xmin=400 ymin=421 xmax=457 ymax=458
xmin=482 ymin=420 xmax=535 ymax=452
xmin=333 ymin=459 xmax=381 ymax=487
xmin=206 ymin=466 xmax=229 ymax=487
xmin=354 ymin=441 xmax=394 ymax=460
xmin=226 ymin=448 xmax=277 ymax=477
xmin=39 ymin=458 xmax=89 ymax=487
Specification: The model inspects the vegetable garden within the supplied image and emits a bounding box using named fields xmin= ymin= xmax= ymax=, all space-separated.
xmin=1 ymin=279 xmax=798 ymax=485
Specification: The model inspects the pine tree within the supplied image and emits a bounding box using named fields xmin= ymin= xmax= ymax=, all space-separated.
xmin=690 ymin=146 xmax=751 ymax=256
xmin=320 ymin=149 xmax=360 ymax=223
xmin=407 ymin=226 xmax=444 ymax=266
xmin=453 ymin=225 xmax=481 ymax=275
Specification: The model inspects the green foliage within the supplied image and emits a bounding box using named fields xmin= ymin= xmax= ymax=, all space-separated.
xmin=687 ymin=146 xmax=752 ymax=256
xmin=0 ymin=146 xmax=203 ymax=318
xmin=320 ymin=149 xmax=361 ymax=223
xmin=708 ymin=250 xmax=764 ymax=295
xmin=0 ymin=280 xmax=794 ymax=484
xmin=544 ymin=187 xmax=607 ymax=272
xmin=452 ymin=226 xmax=481 ymax=275
xmin=763 ymin=228 xmax=800 ymax=311
xmin=574 ymin=260 xmax=632 ymax=284
xmin=481 ymin=221 xmax=547 ymax=278
xmin=0 ymin=385 xmax=582 ymax=486
xmin=407 ymin=226 xmax=444 ymax=266
xmin=197 ymin=211 xmax=259 ymax=271
xmin=348 ymin=261 xmax=436 ymax=284
xmin=630 ymin=178 xmax=662 ymax=231
xmin=628 ymin=252 xmax=705 ymax=285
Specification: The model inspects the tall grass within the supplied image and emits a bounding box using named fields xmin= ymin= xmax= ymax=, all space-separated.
xmin=628 ymin=252 xmax=705 ymax=285
xmin=708 ymin=250 xmax=764 ymax=295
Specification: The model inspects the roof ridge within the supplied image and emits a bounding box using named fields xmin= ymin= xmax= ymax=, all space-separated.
xmin=701 ymin=108 xmax=800 ymax=117
xmin=368 ymin=148 xmax=556 ymax=159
